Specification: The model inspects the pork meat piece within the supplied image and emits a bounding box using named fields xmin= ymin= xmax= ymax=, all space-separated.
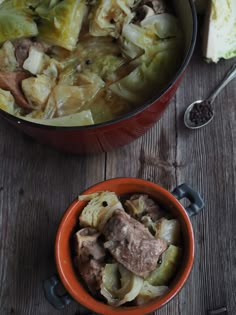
xmin=102 ymin=210 xmax=167 ymax=277
xmin=14 ymin=38 xmax=49 ymax=67
xmin=74 ymin=227 xmax=106 ymax=294
xmin=125 ymin=194 xmax=165 ymax=221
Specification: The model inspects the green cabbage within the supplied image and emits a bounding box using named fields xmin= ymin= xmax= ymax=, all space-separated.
xmin=101 ymin=263 xmax=143 ymax=306
xmin=145 ymin=245 xmax=182 ymax=286
xmin=110 ymin=19 xmax=183 ymax=103
xmin=135 ymin=281 xmax=169 ymax=305
xmin=0 ymin=1 xmax=38 ymax=43
xmin=89 ymin=0 xmax=135 ymax=38
xmin=20 ymin=110 xmax=94 ymax=126
xmin=203 ymin=0 xmax=236 ymax=62
xmin=36 ymin=0 xmax=87 ymax=51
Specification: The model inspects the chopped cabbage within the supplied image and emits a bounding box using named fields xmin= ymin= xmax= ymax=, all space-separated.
xmin=79 ymin=191 xmax=124 ymax=230
xmin=135 ymin=281 xmax=169 ymax=305
xmin=140 ymin=13 xmax=180 ymax=39
xmin=0 ymin=41 xmax=18 ymax=72
xmin=0 ymin=1 xmax=38 ymax=43
xmin=23 ymin=47 xmax=50 ymax=75
xmin=89 ymin=0 xmax=135 ymax=38
xmin=0 ymin=88 xmax=15 ymax=114
xmin=155 ymin=218 xmax=181 ymax=245
xmin=19 ymin=110 xmax=94 ymax=126
xmin=101 ymin=263 xmax=143 ymax=306
xmin=21 ymin=75 xmax=55 ymax=109
xmin=110 ymin=19 xmax=183 ymax=103
xmin=44 ymin=71 xmax=105 ymax=117
xmin=145 ymin=245 xmax=182 ymax=286
xmin=203 ymin=0 xmax=236 ymax=62
xmin=37 ymin=0 xmax=87 ymax=51
xmin=12 ymin=0 xmax=43 ymax=8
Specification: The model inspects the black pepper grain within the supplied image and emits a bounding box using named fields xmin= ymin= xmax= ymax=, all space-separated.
xmin=189 ymin=101 xmax=213 ymax=126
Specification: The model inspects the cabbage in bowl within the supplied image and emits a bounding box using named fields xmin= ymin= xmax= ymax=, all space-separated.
xmin=0 ymin=0 xmax=183 ymax=126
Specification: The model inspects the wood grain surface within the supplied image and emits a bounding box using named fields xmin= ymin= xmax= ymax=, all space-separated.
xmin=0 ymin=42 xmax=235 ymax=315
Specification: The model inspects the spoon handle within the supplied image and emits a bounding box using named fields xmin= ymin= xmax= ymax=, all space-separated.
xmin=206 ymin=63 xmax=236 ymax=103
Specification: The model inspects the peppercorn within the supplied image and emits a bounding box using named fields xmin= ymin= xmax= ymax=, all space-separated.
xmin=189 ymin=101 xmax=213 ymax=126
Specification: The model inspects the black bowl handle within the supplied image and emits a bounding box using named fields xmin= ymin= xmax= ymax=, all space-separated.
xmin=172 ymin=183 xmax=204 ymax=217
xmin=43 ymin=274 xmax=73 ymax=310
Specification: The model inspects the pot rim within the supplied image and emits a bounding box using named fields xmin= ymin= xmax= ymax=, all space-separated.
xmin=55 ymin=177 xmax=195 ymax=315
xmin=0 ymin=0 xmax=197 ymax=131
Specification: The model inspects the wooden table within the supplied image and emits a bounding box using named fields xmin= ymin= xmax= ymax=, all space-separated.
xmin=0 ymin=37 xmax=235 ymax=315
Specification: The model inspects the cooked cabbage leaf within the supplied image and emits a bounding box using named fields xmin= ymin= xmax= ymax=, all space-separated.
xmin=89 ymin=0 xmax=135 ymax=38
xmin=0 ymin=88 xmax=15 ymax=114
xmin=0 ymin=1 xmax=38 ymax=43
xmin=145 ymin=245 xmax=182 ymax=286
xmin=203 ymin=0 xmax=236 ymax=62
xmin=12 ymin=0 xmax=43 ymax=8
xmin=101 ymin=263 xmax=143 ymax=306
xmin=0 ymin=41 xmax=18 ymax=71
xmin=109 ymin=47 xmax=181 ymax=103
xmin=155 ymin=218 xmax=181 ymax=245
xmin=141 ymin=13 xmax=180 ymax=39
xmin=21 ymin=74 xmax=55 ymax=109
xmin=79 ymin=191 xmax=124 ymax=230
xmin=110 ymin=20 xmax=183 ymax=103
xmin=37 ymin=0 xmax=87 ymax=50
xmin=135 ymin=281 xmax=169 ymax=305
xmin=43 ymin=71 xmax=104 ymax=117
xmin=19 ymin=110 xmax=94 ymax=126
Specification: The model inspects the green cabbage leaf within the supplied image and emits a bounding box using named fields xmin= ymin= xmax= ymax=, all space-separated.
xmin=36 ymin=0 xmax=87 ymax=50
xmin=203 ymin=0 xmax=236 ymax=62
xmin=101 ymin=263 xmax=143 ymax=306
xmin=110 ymin=18 xmax=183 ymax=103
xmin=0 ymin=1 xmax=38 ymax=43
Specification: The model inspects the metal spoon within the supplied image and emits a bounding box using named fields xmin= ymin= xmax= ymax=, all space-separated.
xmin=184 ymin=62 xmax=236 ymax=129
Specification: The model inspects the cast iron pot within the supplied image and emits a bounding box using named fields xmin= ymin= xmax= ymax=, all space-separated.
xmin=44 ymin=178 xmax=204 ymax=314
xmin=0 ymin=1 xmax=197 ymax=154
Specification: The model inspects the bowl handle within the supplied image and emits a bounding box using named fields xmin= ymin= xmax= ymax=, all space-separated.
xmin=43 ymin=274 xmax=73 ymax=310
xmin=171 ymin=183 xmax=204 ymax=217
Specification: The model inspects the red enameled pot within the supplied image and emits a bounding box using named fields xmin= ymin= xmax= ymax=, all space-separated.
xmin=44 ymin=178 xmax=204 ymax=315
xmin=0 ymin=1 xmax=197 ymax=154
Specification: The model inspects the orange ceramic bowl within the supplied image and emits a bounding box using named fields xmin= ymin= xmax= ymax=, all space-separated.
xmin=45 ymin=178 xmax=204 ymax=314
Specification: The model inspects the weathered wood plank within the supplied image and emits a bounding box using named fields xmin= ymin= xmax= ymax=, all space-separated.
xmin=175 ymin=49 xmax=236 ymax=315
xmin=0 ymin=120 xmax=106 ymax=315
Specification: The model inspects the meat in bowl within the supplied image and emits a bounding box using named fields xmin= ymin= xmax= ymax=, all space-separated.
xmin=73 ymin=191 xmax=182 ymax=306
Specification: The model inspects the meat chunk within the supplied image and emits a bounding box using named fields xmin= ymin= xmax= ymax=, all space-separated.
xmin=125 ymin=194 xmax=165 ymax=221
xmin=102 ymin=210 xmax=167 ymax=277
xmin=14 ymin=38 xmax=49 ymax=67
xmin=74 ymin=228 xmax=106 ymax=295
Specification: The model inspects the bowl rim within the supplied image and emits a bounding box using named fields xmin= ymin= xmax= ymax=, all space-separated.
xmin=55 ymin=177 xmax=195 ymax=315
xmin=0 ymin=0 xmax=197 ymax=131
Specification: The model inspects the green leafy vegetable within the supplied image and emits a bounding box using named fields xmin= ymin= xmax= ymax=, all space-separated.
xmin=101 ymin=263 xmax=143 ymax=306
xmin=135 ymin=281 xmax=169 ymax=305
xmin=203 ymin=0 xmax=236 ymax=62
xmin=0 ymin=1 xmax=38 ymax=43
xmin=145 ymin=245 xmax=182 ymax=286
xmin=37 ymin=0 xmax=87 ymax=51
xmin=20 ymin=110 xmax=94 ymax=126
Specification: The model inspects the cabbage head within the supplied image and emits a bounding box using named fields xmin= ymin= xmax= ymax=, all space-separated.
xmin=203 ymin=0 xmax=236 ymax=62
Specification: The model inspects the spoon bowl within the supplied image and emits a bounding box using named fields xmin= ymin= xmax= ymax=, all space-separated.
xmin=184 ymin=99 xmax=214 ymax=129
xmin=184 ymin=62 xmax=236 ymax=130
